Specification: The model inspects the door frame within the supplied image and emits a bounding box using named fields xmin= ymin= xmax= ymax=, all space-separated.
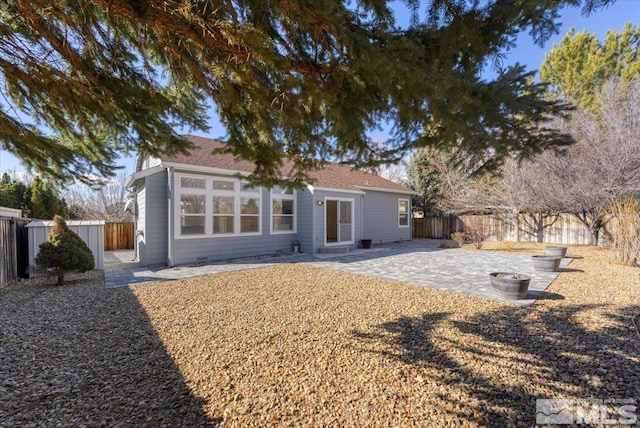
xmin=323 ymin=197 xmax=355 ymax=246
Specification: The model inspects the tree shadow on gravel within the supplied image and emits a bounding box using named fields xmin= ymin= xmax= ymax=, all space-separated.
xmin=353 ymin=304 xmax=640 ymax=425
xmin=0 ymin=281 xmax=217 ymax=426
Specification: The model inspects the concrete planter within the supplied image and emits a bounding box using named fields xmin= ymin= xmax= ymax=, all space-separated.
xmin=544 ymin=246 xmax=567 ymax=258
xmin=489 ymin=272 xmax=531 ymax=300
xmin=532 ymin=255 xmax=562 ymax=272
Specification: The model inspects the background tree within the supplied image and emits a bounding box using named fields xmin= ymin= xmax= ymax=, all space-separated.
xmin=0 ymin=173 xmax=68 ymax=219
xmin=405 ymin=148 xmax=446 ymax=215
xmin=0 ymin=0 xmax=612 ymax=185
xmin=541 ymin=80 xmax=640 ymax=244
xmin=540 ymin=23 xmax=640 ymax=113
xmin=35 ymin=215 xmax=95 ymax=285
xmin=413 ymin=79 xmax=639 ymax=245
xmin=0 ymin=173 xmax=28 ymax=212
xmin=63 ymin=170 xmax=132 ymax=222
xmin=29 ymin=177 xmax=69 ymax=220
xmin=441 ymin=80 xmax=640 ymax=245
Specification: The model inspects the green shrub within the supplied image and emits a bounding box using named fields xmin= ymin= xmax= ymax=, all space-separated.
xmin=35 ymin=215 xmax=95 ymax=285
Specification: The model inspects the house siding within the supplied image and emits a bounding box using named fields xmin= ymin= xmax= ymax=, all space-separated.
xmin=171 ymin=187 xmax=297 ymax=265
xmin=362 ymin=191 xmax=412 ymax=245
xmin=135 ymin=180 xmax=146 ymax=264
xmin=296 ymin=188 xmax=313 ymax=255
xmin=142 ymin=170 xmax=169 ymax=265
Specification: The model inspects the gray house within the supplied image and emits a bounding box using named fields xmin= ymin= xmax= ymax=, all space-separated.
xmin=128 ymin=135 xmax=413 ymax=266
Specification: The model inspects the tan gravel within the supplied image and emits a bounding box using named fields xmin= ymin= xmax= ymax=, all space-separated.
xmin=1 ymin=244 xmax=639 ymax=426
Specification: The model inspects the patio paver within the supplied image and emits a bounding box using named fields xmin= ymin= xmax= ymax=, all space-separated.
xmin=104 ymin=240 xmax=571 ymax=305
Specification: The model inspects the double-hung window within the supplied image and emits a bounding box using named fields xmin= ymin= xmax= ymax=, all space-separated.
xmin=179 ymin=177 xmax=206 ymax=235
xmin=211 ymin=179 xmax=235 ymax=235
xmin=398 ymin=198 xmax=410 ymax=227
xmin=271 ymin=186 xmax=296 ymax=234
xmin=240 ymin=183 xmax=260 ymax=233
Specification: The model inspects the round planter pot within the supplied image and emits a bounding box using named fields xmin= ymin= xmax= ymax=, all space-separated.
xmin=544 ymin=246 xmax=567 ymax=258
xmin=532 ymin=255 xmax=562 ymax=272
xmin=361 ymin=239 xmax=372 ymax=249
xmin=489 ymin=272 xmax=531 ymax=300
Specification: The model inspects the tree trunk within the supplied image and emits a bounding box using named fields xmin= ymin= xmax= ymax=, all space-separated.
xmin=536 ymin=214 xmax=544 ymax=243
xmin=57 ymin=270 xmax=64 ymax=286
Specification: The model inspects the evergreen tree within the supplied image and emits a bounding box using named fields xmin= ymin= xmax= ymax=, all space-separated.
xmin=0 ymin=174 xmax=29 ymax=215
xmin=35 ymin=215 xmax=95 ymax=285
xmin=0 ymin=173 xmax=17 ymax=208
xmin=29 ymin=178 xmax=69 ymax=220
xmin=540 ymin=23 xmax=640 ymax=113
xmin=406 ymin=148 xmax=445 ymax=215
xmin=0 ymin=0 xmax=614 ymax=186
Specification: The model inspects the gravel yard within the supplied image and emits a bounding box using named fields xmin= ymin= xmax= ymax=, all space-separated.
xmin=1 ymin=243 xmax=638 ymax=426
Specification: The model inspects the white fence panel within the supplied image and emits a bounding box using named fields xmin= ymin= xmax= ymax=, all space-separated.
xmin=26 ymin=220 xmax=105 ymax=277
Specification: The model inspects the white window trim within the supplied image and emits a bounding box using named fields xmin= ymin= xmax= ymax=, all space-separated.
xmin=398 ymin=198 xmax=410 ymax=228
xmin=238 ymin=189 xmax=262 ymax=235
xmin=174 ymin=173 xmax=262 ymax=239
xmin=270 ymin=188 xmax=297 ymax=235
xmin=177 ymin=176 xmax=208 ymax=236
xmin=324 ymin=197 xmax=355 ymax=246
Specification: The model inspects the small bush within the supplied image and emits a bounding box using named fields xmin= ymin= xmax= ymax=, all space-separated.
xmin=35 ymin=215 xmax=95 ymax=285
xmin=463 ymin=217 xmax=486 ymax=250
xmin=451 ymin=232 xmax=466 ymax=247
xmin=607 ymin=199 xmax=640 ymax=267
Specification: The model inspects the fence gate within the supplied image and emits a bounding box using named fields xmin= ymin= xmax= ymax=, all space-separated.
xmin=104 ymin=222 xmax=135 ymax=251
xmin=0 ymin=217 xmax=30 ymax=288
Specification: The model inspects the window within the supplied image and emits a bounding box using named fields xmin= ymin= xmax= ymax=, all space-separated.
xmin=212 ymin=179 xmax=234 ymax=191
xmin=180 ymin=194 xmax=205 ymax=235
xmin=271 ymin=186 xmax=296 ymax=234
xmin=212 ymin=196 xmax=234 ymax=234
xmin=398 ymin=199 xmax=409 ymax=227
xmin=180 ymin=177 xmax=205 ymax=189
xmin=240 ymin=197 xmax=260 ymax=233
xmin=175 ymin=174 xmax=262 ymax=238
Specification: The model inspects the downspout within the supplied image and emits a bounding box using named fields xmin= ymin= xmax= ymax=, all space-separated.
xmin=361 ymin=193 xmax=365 ymax=243
xmin=130 ymin=154 xmax=144 ymax=262
xmin=167 ymin=166 xmax=174 ymax=267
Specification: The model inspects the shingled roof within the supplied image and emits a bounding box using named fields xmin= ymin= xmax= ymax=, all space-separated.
xmin=160 ymin=135 xmax=412 ymax=194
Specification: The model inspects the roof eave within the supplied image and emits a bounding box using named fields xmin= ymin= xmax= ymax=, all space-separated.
xmin=355 ymin=185 xmax=414 ymax=195
xmin=161 ymin=161 xmax=252 ymax=177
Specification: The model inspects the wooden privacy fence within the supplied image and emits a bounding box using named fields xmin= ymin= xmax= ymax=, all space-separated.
xmin=412 ymin=216 xmax=463 ymax=240
xmin=0 ymin=217 xmax=30 ymax=288
xmin=413 ymin=213 xmax=611 ymax=246
xmin=104 ymin=222 xmax=135 ymax=251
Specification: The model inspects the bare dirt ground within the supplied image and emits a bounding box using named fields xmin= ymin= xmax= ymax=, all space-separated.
xmin=1 ymin=243 xmax=638 ymax=426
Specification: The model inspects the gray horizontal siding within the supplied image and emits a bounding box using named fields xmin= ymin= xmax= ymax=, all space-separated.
xmin=171 ymin=187 xmax=298 ymax=265
xmin=362 ymin=191 xmax=411 ymax=245
xmin=143 ymin=171 xmax=169 ymax=265
xmin=136 ymin=181 xmax=146 ymax=264
xmin=296 ymin=189 xmax=313 ymax=255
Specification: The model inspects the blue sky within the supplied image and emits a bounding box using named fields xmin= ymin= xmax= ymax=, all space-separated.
xmin=1 ymin=0 xmax=638 ymax=176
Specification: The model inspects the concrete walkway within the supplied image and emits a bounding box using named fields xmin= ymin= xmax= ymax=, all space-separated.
xmin=104 ymin=240 xmax=571 ymax=305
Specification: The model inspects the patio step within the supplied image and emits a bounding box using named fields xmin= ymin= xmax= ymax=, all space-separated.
xmin=317 ymin=246 xmax=349 ymax=254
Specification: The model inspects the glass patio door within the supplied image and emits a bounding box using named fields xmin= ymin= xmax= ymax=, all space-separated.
xmin=325 ymin=199 xmax=353 ymax=244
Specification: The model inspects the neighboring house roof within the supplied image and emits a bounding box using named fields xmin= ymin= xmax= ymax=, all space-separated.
xmin=158 ymin=135 xmax=412 ymax=194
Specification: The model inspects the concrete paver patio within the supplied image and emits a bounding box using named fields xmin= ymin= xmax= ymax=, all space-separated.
xmin=104 ymin=239 xmax=571 ymax=305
